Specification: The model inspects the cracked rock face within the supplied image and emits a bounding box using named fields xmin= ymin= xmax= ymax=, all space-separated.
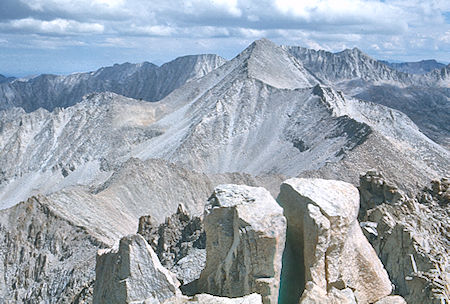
xmin=277 ymin=178 xmax=392 ymax=304
xmin=0 ymin=196 xmax=105 ymax=304
xmin=362 ymin=175 xmax=450 ymax=304
xmin=196 ymin=184 xmax=286 ymax=304
xmin=93 ymin=234 xmax=181 ymax=304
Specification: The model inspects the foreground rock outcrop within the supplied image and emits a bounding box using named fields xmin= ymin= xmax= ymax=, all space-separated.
xmin=137 ymin=204 xmax=206 ymax=285
xmin=360 ymin=172 xmax=450 ymax=304
xmin=278 ymin=178 xmax=393 ymax=304
xmin=93 ymin=234 xmax=181 ymax=304
xmin=358 ymin=169 xmax=406 ymax=219
xmin=196 ymin=185 xmax=286 ymax=304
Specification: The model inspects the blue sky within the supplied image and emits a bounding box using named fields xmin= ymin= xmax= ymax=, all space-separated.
xmin=1 ymin=0 xmax=449 ymax=77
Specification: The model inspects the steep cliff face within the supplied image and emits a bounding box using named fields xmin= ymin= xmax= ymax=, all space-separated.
xmin=0 ymin=196 xmax=108 ymax=304
xmin=0 ymin=54 xmax=226 ymax=112
xmin=430 ymin=64 xmax=450 ymax=87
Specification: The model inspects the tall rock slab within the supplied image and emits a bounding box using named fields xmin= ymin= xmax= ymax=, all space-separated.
xmin=197 ymin=185 xmax=286 ymax=304
xmin=277 ymin=178 xmax=392 ymax=304
xmin=93 ymin=234 xmax=181 ymax=304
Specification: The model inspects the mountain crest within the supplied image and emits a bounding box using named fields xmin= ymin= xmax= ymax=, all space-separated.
xmin=312 ymin=84 xmax=349 ymax=117
xmin=235 ymin=38 xmax=320 ymax=89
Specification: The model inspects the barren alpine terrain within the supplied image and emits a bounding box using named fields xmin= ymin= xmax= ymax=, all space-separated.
xmin=0 ymin=38 xmax=448 ymax=304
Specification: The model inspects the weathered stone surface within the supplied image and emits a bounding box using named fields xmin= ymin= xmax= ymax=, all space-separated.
xmin=171 ymin=248 xmax=207 ymax=286
xmin=161 ymin=293 xmax=263 ymax=304
xmin=358 ymin=170 xmax=405 ymax=219
xmin=93 ymin=234 xmax=181 ymax=304
xmin=278 ymin=178 xmax=392 ymax=304
xmin=189 ymin=293 xmax=263 ymax=304
xmin=197 ymin=185 xmax=286 ymax=304
xmin=0 ymin=196 xmax=105 ymax=304
xmin=137 ymin=204 xmax=206 ymax=284
xmin=374 ymin=295 xmax=407 ymax=304
xmin=298 ymin=282 xmax=357 ymax=304
xmin=362 ymin=175 xmax=450 ymax=304
xmin=418 ymin=177 xmax=449 ymax=207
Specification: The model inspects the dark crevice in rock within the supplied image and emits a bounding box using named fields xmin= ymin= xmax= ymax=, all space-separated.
xmin=278 ymin=226 xmax=305 ymax=304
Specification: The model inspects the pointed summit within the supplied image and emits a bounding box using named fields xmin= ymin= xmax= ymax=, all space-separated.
xmin=339 ymin=47 xmax=367 ymax=56
xmin=234 ymin=38 xmax=321 ymax=89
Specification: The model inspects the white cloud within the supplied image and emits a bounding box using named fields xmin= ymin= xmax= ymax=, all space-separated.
xmin=0 ymin=0 xmax=449 ymax=70
xmin=440 ymin=31 xmax=450 ymax=43
xmin=2 ymin=18 xmax=104 ymax=35
xmin=120 ymin=24 xmax=175 ymax=37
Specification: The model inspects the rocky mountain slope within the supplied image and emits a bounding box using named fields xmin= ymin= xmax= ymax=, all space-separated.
xmin=380 ymin=59 xmax=446 ymax=74
xmin=131 ymin=39 xmax=447 ymax=190
xmin=0 ymin=39 xmax=448 ymax=210
xmin=0 ymin=54 xmax=225 ymax=112
xmin=0 ymin=38 xmax=449 ymax=304
xmin=284 ymin=46 xmax=450 ymax=147
xmin=359 ymin=171 xmax=449 ymax=304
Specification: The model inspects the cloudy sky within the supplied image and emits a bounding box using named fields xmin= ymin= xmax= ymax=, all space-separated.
xmin=1 ymin=0 xmax=449 ymax=76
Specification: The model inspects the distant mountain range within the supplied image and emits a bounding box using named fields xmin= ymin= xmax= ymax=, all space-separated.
xmin=379 ymin=59 xmax=446 ymax=74
xmin=1 ymin=46 xmax=448 ymax=148
xmin=0 ymin=54 xmax=225 ymax=112
xmin=0 ymin=39 xmax=447 ymax=209
xmin=0 ymin=74 xmax=15 ymax=84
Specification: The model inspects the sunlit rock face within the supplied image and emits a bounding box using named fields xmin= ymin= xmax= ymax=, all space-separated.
xmin=197 ymin=184 xmax=286 ymax=304
xmin=277 ymin=178 xmax=392 ymax=304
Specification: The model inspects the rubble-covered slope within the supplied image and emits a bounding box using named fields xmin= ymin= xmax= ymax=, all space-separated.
xmin=0 ymin=92 xmax=165 ymax=209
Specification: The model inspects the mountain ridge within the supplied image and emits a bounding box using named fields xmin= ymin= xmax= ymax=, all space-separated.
xmin=284 ymin=45 xmax=450 ymax=147
xmin=0 ymin=54 xmax=226 ymax=112
xmin=0 ymin=39 xmax=447 ymax=209
xmin=0 ymin=38 xmax=449 ymax=304
xmin=380 ymin=59 xmax=446 ymax=74
xmin=0 ymin=74 xmax=15 ymax=84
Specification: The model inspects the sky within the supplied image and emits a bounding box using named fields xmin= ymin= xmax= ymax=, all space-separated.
xmin=1 ymin=0 xmax=449 ymax=77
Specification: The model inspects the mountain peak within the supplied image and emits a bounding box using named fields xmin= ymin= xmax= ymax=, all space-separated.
xmin=234 ymin=39 xmax=320 ymax=89
xmin=339 ymin=47 xmax=369 ymax=59
xmin=249 ymin=38 xmax=278 ymax=49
